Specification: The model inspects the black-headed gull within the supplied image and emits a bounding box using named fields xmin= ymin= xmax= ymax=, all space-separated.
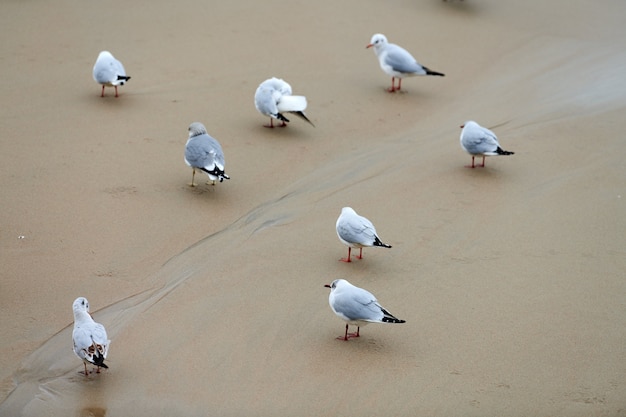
xmin=460 ymin=121 xmax=514 ymax=168
xmin=72 ymin=297 xmax=110 ymax=376
xmin=92 ymin=51 xmax=131 ymax=98
xmin=366 ymin=33 xmax=444 ymax=92
xmin=254 ymin=77 xmax=314 ymax=128
xmin=324 ymin=279 xmax=405 ymax=341
xmin=184 ymin=122 xmax=230 ymax=186
xmin=336 ymin=207 xmax=391 ymax=263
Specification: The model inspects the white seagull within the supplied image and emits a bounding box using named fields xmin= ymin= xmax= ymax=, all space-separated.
xmin=336 ymin=207 xmax=391 ymax=262
xmin=324 ymin=279 xmax=405 ymax=341
xmin=72 ymin=297 xmax=110 ymax=376
xmin=460 ymin=121 xmax=514 ymax=168
xmin=254 ymin=77 xmax=314 ymax=128
xmin=92 ymin=51 xmax=131 ymax=97
xmin=184 ymin=122 xmax=230 ymax=186
xmin=366 ymin=33 xmax=444 ymax=92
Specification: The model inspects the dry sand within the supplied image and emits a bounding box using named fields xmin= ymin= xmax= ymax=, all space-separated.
xmin=1 ymin=0 xmax=625 ymax=415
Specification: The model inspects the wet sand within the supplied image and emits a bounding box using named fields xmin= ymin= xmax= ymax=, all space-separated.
xmin=1 ymin=0 xmax=625 ymax=415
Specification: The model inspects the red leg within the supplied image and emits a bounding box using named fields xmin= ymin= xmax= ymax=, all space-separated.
xmin=337 ymin=324 xmax=349 ymax=341
xmin=480 ymin=156 xmax=486 ymax=167
xmin=387 ymin=77 xmax=397 ymax=92
xmin=100 ymin=86 xmax=105 ymax=97
xmin=339 ymin=247 xmax=352 ymax=262
xmin=465 ymin=156 xmax=476 ymax=168
xmin=96 ymin=366 xmax=101 ymax=374
xmin=347 ymin=326 xmax=360 ymax=338
xmin=264 ymin=118 xmax=275 ymax=128
xmin=397 ymin=78 xmax=402 ymax=91
xmin=83 ymin=363 xmax=89 ymax=376
xmin=114 ymin=86 xmax=119 ymax=97
xmin=356 ymin=248 xmax=363 ymax=259
xmin=337 ymin=324 xmax=360 ymax=341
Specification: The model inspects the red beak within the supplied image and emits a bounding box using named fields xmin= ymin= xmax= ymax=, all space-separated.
xmin=366 ymin=44 xmax=373 ymax=49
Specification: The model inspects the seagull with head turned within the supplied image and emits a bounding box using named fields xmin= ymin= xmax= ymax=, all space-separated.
xmin=460 ymin=121 xmax=514 ymax=168
xmin=184 ymin=122 xmax=230 ymax=186
xmin=366 ymin=33 xmax=444 ymax=92
xmin=335 ymin=207 xmax=391 ymax=262
xmin=254 ymin=77 xmax=314 ymax=128
xmin=324 ymin=279 xmax=406 ymax=341
xmin=92 ymin=51 xmax=131 ymax=97
xmin=72 ymin=297 xmax=110 ymax=376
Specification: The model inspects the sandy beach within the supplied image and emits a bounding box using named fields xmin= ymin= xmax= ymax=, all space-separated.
xmin=1 ymin=0 xmax=625 ymax=415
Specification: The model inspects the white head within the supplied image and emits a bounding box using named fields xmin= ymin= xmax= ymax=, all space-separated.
xmin=341 ymin=207 xmax=356 ymax=216
xmin=324 ymin=278 xmax=349 ymax=292
xmin=188 ymin=122 xmax=207 ymax=138
xmin=96 ymin=50 xmax=114 ymax=61
xmin=73 ymin=297 xmax=90 ymax=315
xmin=460 ymin=120 xmax=477 ymax=129
xmin=367 ymin=34 xmax=388 ymax=51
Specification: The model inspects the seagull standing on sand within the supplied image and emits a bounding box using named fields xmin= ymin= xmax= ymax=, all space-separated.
xmin=184 ymin=122 xmax=230 ymax=186
xmin=460 ymin=121 xmax=514 ymax=168
xmin=366 ymin=33 xmax=444 ymax=92
xmin=336 ymin=207 xmax=391 ymax=262
xmin=324 ymin=279 xmax=406 ymax=341
xmin=92 ymin=51 xmax=131 ymax=97
xmin=72 ymin=297 xmax=110 ymax=376
xmin=254 ymin=77 xmax=314 ymax=128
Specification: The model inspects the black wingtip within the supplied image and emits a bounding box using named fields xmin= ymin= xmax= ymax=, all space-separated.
xmin=200 ymin=167 xmax=230 ymax=182
xmin=290 ymin=111 xmax=315 ymax=127
xmin=91 ymin=354 xmax=108 ymax=368
xmin=373 ymin=236 xmax=392 ymax=248
xmin=276 ymin=113 xmax=290 ymax=123
xmin=496 ymin=147 xmax=514 ymax=156
xmin=424 ymin=67 xmax=445 ymax=77
xmin=380 ymin=307 xmax=406 ymax=324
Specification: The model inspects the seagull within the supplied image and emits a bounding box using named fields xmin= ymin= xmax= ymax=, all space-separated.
xmin=324 ymin=279 xmax=405 ymax=341
xmin=460 ymin=121 xmax=514 ymax=168
xmin=254 ymin=77 xmax=314 ymax=128
xmin=336 ymin=207 xmax=391 ymax=262
xmin=92 ymin=51 xmax=131 ymax=97
xmin=184 ymin=122 xmax=230 ymax=186
xmin=72 ymin=297 xmax=110 ymax=376
xmin=366 ymin=33 xmax=444 ymax=92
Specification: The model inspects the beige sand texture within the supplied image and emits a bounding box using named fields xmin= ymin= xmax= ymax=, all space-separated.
xmin=1 ymin=0 xmax=625 ymax=415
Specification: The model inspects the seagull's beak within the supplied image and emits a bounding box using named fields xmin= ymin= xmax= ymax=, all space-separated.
xmin=460 ymin=124 xmax=465 ymax=128
xmin=366 ymin=43 xmax=373 ymax=49
xmin=324 ymin=284 xmax=331 ymax=288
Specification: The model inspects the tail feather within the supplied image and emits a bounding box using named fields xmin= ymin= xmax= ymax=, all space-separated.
xmin=496 ymin=147 xmax=514 ymax=156
xmin=373 ymin=236 xmax=392 ymax=248
xmin=423 ymin=66 xmax=445 ymax=77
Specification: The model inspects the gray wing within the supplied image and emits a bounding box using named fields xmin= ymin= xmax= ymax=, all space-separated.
xmin=333 ymin=287 xmax=383 ymax=322
xmin=463 ymin=128 xmax=499 ymax=155
xmin=93 ymin=58 xmax=126 ymax=85
xmin=73 ymin=321 xmax=109 ymax=361
xmin=384 ymin=44 xmax=425 ymax=75
xmin=185 ymin=134 xmax=225 ymax=170
xmin=337 ymin=214 xmax=377 ymax=246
